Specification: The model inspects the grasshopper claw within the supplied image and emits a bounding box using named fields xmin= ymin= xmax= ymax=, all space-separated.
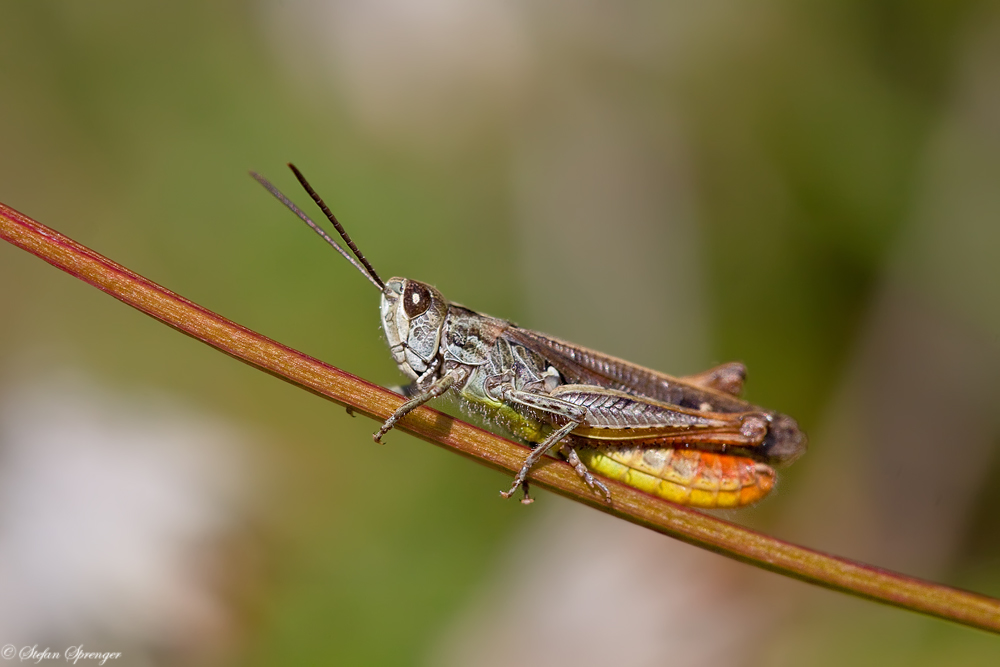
xmin=500 ymin=477 xmax=532 ymax=503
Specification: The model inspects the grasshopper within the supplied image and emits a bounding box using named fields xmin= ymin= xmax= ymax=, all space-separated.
xmin=252 ymin=165 xmax=806 ymax=507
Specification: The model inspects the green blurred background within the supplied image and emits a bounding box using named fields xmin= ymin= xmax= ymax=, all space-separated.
xmin=1 ymin=1 xmax=999 ymax=665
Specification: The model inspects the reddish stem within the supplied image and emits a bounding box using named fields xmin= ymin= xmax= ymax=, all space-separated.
xmin=2 ymin=200 xmax=998 ymax=634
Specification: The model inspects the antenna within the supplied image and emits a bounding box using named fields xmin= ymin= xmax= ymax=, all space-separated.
xmin=287 ymin=163 xmax=385 ymax=290
xmin=250 ymin=170 xmax=385 ymax=291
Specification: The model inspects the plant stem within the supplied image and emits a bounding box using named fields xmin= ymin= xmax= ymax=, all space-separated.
xmin=2 ymin=200 xmax=999 ymax=634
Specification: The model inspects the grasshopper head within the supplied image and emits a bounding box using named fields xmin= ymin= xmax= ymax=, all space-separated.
xmin=381 ymin=278 xmax=448 ymax=380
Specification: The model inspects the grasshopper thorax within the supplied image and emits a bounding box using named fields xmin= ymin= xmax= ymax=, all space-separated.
xmin=381 ymin=278 xmax=448 ymax=381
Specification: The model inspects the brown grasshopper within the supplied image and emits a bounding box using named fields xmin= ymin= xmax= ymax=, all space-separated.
xmin=252 ymin=165 xmax=806 ymax=507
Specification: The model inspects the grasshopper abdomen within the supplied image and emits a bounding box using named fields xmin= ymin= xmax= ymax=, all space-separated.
xmin=576 ymin=446 xmax=775 ymax=508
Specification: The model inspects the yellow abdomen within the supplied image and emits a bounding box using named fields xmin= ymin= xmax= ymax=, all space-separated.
xmin=576 ymin=446 xmax=775 ymax=508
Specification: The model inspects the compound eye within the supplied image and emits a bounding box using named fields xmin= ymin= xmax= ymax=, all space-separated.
xmin=403 ymin=282 xmax=432 ymax=319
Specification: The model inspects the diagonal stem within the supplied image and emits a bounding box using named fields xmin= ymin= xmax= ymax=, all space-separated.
xmin=2 ymin=200 xmax=999 ymax=634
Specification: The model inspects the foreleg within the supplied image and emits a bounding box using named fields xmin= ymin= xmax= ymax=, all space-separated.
xmin=374 ymin=370 xmax=463 ymax=443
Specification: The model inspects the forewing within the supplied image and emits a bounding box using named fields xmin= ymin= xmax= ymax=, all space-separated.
xmin=504 ymin=328 xmax=751 ymax=413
